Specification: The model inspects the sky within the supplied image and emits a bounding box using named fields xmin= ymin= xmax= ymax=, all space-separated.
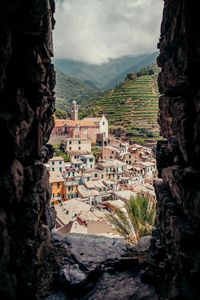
xmin=54 ymin=0 xmax=164 ymax=65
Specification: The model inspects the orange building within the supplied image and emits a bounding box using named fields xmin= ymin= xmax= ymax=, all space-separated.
xmin=49 ymin=172 xmax=65 ymax=205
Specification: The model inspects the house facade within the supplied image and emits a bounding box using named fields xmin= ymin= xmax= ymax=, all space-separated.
xmin=48 ymin=157 xmax=65 ymax=173
xmin=64 ymin=138 xmax=92 ymax=153
xmin=51 ymin=101 xmax=108 ymax=143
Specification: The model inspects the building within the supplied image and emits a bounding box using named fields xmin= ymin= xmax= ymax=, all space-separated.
xmin=102 ymin=146 xmax=120 ymax=160
xmin=51 ymin=102 xmax=108 ymax=143
xmin=97 ymin=159 xmax=127 ymax=181
xmin=54 ymin=200 xmax=120 ymax=238
xmin=49 ymin=172 xmax=65 ymax=205
xmin=65 ymin=178 xmax=79 ymax=200
xmin=113 ymin=190 xmax=137 ymax=202
xmin=122 ymin=152 xmax=136 ymax=165
xmin=63 ymin=138 xmax=91 ymax=153
xmin=90 ymin=169 xmax=107 ymax=181
xmin=139 ymin=161 xmax=157 ymax=178
xmin=119 ymin=142 xmax=129 ymax=153
xmin=129 ymin=144 xmax=153 ymax=161
xmin=71 ymin=100 xmax=78 ymax=121
xmin=48 ymin=157 xmax=65 ymax=173
xmin=79 ymin=154 xmax=95 ymax=169
xmin=83 ymin=115 xmax=108 ymax=138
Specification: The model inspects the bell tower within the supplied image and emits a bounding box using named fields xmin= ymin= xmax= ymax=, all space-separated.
xmin=71 ymin=100 xmax=78 ymax=120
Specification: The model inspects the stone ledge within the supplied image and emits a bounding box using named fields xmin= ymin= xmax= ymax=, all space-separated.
xmin=40 ymin=233 xmax=158 ymax=300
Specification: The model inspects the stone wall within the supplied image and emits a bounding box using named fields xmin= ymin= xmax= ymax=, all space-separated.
xmin=1 ymin=0 xmax=200 ymax=299
xmin=154 ymin=0 xmax=200 ymax=299
xmin=0 ymin=1 xmax=55 ymax=298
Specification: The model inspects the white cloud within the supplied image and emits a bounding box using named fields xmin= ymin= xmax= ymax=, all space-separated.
xmin=53 ymin=0 xmax=163 ymax=64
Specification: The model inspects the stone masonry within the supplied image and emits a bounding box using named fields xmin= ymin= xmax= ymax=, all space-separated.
xmin=1 ymin=0 xmax=200 ymax=299
xmin=154 ymin=0 xmax=200 ymax=299
xmin=0 ymin=1 xmax=55 ymax=298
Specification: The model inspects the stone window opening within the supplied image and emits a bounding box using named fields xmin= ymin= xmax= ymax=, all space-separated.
xmin=1 ymin=1 xmax=200 ymax=300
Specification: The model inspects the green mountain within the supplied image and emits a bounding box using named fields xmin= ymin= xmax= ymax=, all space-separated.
xmin=54 ymin=52 xmax=158 ymax=91
xmin=80 ymin=73 xmax=160 ymax=143
xmin=55 ymin=69 xmax=99 ymax=112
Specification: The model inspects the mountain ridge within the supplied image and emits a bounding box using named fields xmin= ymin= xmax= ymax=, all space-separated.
xmin=55 ymin=69 xmax=98 ymax=112
xmin=54 ymin=51 xmax=158 ymax=91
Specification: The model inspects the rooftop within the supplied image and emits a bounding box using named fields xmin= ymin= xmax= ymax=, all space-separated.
xmin=49 ymin=172 xmax=64 ymax=183
xmin=87 ymin=220 xmax=116 ymax=236
xmin=83 ymin=117 xmax=102 ymax=123
xmin=105 ymin=200 xmax=125 ymax=210
xmin=67 ymin=150 xmax=91 ymax=156
xmin=114 ymin=190 xmax=137 ymax=201
xmin=79 ymin=154 xmax=95 ymax=158
xmin=54 ymin=199 xmax=91 ymax=224
xmin=49 ymin=156 xmax=64 ymax=161
xmin=140 ymin=161 xmax=156 ymax=167
xmin=98 ymin=159 xmax=127 ymax=168
xmin=65 ymin=138 xmax=91 ymax=142
xmin=54 ymin=119 xmax=99 ymax=128
xmin=78 ymin=185 xmax=99 ymax=198
xmin=85 ymin=180 xmax=107 ymax=190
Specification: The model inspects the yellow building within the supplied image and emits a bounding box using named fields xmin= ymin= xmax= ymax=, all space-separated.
xmin=65 ymin=179 xmax=79 ymax=200
xmin=49 ymin=172 xmax=65 ymax=205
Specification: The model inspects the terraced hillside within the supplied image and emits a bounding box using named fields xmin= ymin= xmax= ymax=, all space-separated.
xmin=79 ymin=74 xmax=160 ymax=146
xmin=81 ymin=75 xmax=159 ymax=136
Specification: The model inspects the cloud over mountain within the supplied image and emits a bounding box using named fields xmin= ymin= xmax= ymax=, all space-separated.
xmin=54 ymin=0 xmax=163 ymax=64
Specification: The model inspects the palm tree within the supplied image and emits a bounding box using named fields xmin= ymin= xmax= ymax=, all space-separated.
xmin=107 ymin=194 xmax=156 ymax=244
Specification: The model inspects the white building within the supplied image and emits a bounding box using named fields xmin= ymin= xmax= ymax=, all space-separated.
xmin=48 ymin=157 xmax=65 ymax=173
xmin=119 ymin=142 xmax=129 ymax=155
xmin=83 ymin=115 xmax=108 ymax=138
xmin=140 ymin=162 xmax=157 ymax=178
xmin=79 ymin=154 xmax=95 ymax=169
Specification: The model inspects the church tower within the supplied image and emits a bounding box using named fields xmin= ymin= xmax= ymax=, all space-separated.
xmin=71 ymin=100 xmax=78 ymax=120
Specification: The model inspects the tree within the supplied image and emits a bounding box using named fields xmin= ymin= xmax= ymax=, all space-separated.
xmin=54 ymin=109 xmax=68 ymax=119
xmin=53 ymin=144 xmax=70 ymax=162
xmin=107 ymin=195 xmax=156 ymax=244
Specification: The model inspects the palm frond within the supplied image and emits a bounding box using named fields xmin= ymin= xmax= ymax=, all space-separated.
xmin=107 ymin=194 xmax=156 ymax=244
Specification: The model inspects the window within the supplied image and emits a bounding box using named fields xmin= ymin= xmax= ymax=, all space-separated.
xmin=52 ymin=193 xmax=54 ymax=198
xmin=52 ymin=168 xmax=55 ymax=171
xmin=95 ymin=174 xmax=98 ymax=178
xmin=89 ymin=158 xmax=93 ymax=162
xmin=52 ymin=161 xmax=54 ymax=165
xmin=69 ymin=147 xmax=72 ymax=150
xmin=110 ymin=156 xmax=112 ymax=159
xmin=57 ymin=193 xmax=60 ymax=197
xmin=112 ymin=151 xmax=114 ymax=154
xmin=78 ymin=140 xmax=81 ymax=144
xmin=59 ymin=167 xmax=62 ymax=172
xmin=59 ymin=161 xmax=62 ymax=164
xmin=57 ymin=183 xmax=60 ymax=188
xmin=69 ymin=141 xmax=72 ymax=144
xmin=102 ymin=121 xmax=105 ymax=125
xmin=78 ymin=147 xmax=81 ymax=150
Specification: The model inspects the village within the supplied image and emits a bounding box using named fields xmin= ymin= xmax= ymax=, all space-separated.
xmin=46 ymin=100 xmax=157 ymax=238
